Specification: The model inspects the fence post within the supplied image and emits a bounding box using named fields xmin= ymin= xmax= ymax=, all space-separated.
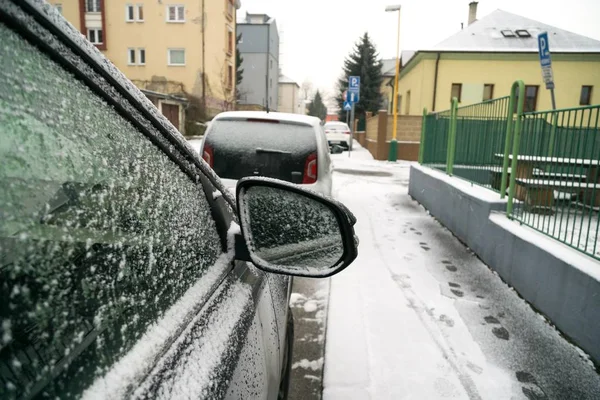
xmin=506 ymin=80 xmax=526 ymax=215
xmin=548 ymin=113 xmax=558 ymax=158
xmin=501 ymin=81 xmax=520 ymax=198
xmin=418 ymin=107 xmax=427 ymax=164
xmin=446 ymin=97 xmax=458 ymax=175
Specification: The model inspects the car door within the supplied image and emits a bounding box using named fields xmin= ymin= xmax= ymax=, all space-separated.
xmin=0 ymin=2 xmax=280 ymax=399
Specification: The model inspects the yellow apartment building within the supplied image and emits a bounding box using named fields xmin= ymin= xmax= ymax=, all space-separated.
xmin=382 ymin=3 xmax=600 ymax=116
xmin=47 ymin=0 xmax=241 ymax=134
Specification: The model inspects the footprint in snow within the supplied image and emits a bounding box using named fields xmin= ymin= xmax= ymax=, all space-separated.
xmin=516 ymin=371 xmax=547 ymax=399
xmin=484 ymin=316 xmax=500 ymax=324
xmin=446 ymin=265 xmax=458 ymax=272
xmin=439 ymin=314 xmax=455 ymax=327
xmin=450 ymin=289 xmax=464 ymax=297
xmin=492 ymin=326 xmax=510 ymax=340
xmin=466 ymin=361 xmax=483 ymax=374
xmin=448 ymin=282 xmax=461 ymax=288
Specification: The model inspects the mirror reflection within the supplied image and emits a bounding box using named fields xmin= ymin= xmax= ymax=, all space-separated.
xmin=241 ymin=185 xmax=344 ymax=274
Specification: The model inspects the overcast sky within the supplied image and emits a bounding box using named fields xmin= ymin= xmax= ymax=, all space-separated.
xmin=238 ymin=0 xmax=600 ymax=105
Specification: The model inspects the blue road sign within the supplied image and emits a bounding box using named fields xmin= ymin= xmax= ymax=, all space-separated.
xmin=538 ymin=32 xmax=551 ymax=67
xmin=343 ymin=101 xmax=352 ymax=111
xmin=347 ymin=91 xmax=360 ymax=103
xmin=537 ymin=32 xmax=554 ymax=89
xmin=349 ymin=76 xmax=360 ymax=91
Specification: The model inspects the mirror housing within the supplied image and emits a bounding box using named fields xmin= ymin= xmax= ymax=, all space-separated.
xmin=235 ymin=178 xmax=358 ymax=277
xmin=330 ymin=145 xmax=344 ymax=154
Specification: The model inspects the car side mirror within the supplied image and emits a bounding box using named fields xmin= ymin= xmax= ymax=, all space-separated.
xmin=235 ymin=178 xmax=358 ymax=277
xmin=330 ymin=145 xmax=344 ymax=154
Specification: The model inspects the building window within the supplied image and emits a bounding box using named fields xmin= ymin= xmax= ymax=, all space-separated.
xmin=515 ymin=85 xmax=539 ymax=112
xmin=126 ymin=4 xmax=134 ymax=21
xmin=226 ymin=0 xmax=234 ymax=20
xmin=54 ymin=4 xmax=63 ymax=14
xmin=126 ymin=4 xmax=143 ymax=21
xmin=228 ymin=65 xmax=233 ymax=89
xmin=580 ymin=86 xmax=593 ymax=106
xmin=451 ymin=83 xmax=462 ymax=102
xmin=128 ymin=48 xmax=145 ymax=65
xmin=87 ymin=28 xmax=103 ymax=44
xmin=168 ymin=49 xmax=186 ymax=66
xmin=405 ymin=90 xmax=411 ymax=115
xmin=483 ymin=84 xmax=494 ymax=101
xmin=167 ymin=5 xmax=185 ymax=22
xmin=86 ymin=0 xmax=101 ymax=12
xmin=270 ymin=59 xmax=273 ymax=69
xmin=524 ymin=85 xmax=538 ymax=112
xmin=227 ymin=30 xmax=234 ymax=55
xmin=128 ymin=48 xmax=136 ymax=64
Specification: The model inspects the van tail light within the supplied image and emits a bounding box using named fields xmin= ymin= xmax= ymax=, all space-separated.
xmin=303 ymin=153 xmax=318 ymax=184
xmin=202 ymin=144 xmax=214 ymax=168
xmin=343 ymin=130 xmax=350 ymax=135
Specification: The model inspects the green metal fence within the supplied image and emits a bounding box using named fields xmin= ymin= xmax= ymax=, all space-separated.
xmin=421 ymin=96 xmax=511 ymax=192
xmin=421 ymin=109 xmax=452 ymax=171
xmin=507 ymin=104 xmax=600 ymax=259
xmin=452 ymin=96 xmax=511 ymax=191
xmin=419 ymin=79 xmax=600 ymax=260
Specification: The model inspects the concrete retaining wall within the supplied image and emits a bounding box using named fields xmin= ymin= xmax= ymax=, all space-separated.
xmin=409 ymin=164 xmax=600 ymax=364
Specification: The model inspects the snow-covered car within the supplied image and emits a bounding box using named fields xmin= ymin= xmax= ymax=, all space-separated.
xmin=324 ymin=121 xmax=352 ymax=150
xmin=0 ymin=2 xmax=358 ymax=399
xmin=200 ymin=111 xmax=334 ymax=196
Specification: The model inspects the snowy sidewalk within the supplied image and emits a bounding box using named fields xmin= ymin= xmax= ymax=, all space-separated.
xmin=323 ymin=144 xmax=600 ymax=400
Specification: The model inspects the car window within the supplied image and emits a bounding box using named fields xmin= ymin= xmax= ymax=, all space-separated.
xmin=324 ymin=123 xmax=349 ymax=131
xmin=0 ymin=23 xmax=222 ymax=398
xmin=204 ymin=119 xmax=317 ymax=182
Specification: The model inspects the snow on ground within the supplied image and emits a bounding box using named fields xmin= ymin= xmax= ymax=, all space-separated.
xmin=323 ymin=143 xmax=600 ymax=400
xmin=513 ymin=207 xmax=600 ymax=258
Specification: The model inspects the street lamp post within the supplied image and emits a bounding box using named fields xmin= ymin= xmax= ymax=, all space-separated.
xmin=386 ymin=4 xmax=401 ymax=162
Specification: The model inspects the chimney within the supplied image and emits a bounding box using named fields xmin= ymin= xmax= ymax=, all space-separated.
xmin=468 ymin=1 xmax=478 ymax=25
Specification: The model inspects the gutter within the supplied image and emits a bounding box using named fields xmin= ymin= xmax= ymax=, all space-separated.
xmin=266 ymin=24 xmax=270 ymax=112
xmin=432 ymin=53 xmax=440 ymax=112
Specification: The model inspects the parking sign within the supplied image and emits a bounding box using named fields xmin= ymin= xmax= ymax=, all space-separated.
xmin=349 ymin=76 xmax=360 ymax=90
xmin=537 ymin=32 xmax=551 ymax=67
xmin=537 ymin=32 xmax=554 ymax=90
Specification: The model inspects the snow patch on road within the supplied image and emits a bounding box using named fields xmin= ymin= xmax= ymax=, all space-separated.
xmin=303 ymin=300 xmax=318 ymax=312
xmin=292 ymin=358 xmax=324 ymax=371
xmin=289 ymin=293 xmax=306 ymax=307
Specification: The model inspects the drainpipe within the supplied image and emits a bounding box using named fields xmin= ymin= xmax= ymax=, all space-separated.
xmin=266 ymin=23 xmax=270 ymax=112
xmin=432 ymin=52 xmax=440 ymax=111
xmin=201 ymin=0 xmax=206 ymax=114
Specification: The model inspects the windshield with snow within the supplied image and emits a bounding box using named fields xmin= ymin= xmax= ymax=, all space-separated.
xmin=204 ymin=119 xmax=317 ymax=183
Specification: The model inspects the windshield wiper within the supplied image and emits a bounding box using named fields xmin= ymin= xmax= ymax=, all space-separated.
xmin=255 ymin=148 xmax=292 ymax=155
